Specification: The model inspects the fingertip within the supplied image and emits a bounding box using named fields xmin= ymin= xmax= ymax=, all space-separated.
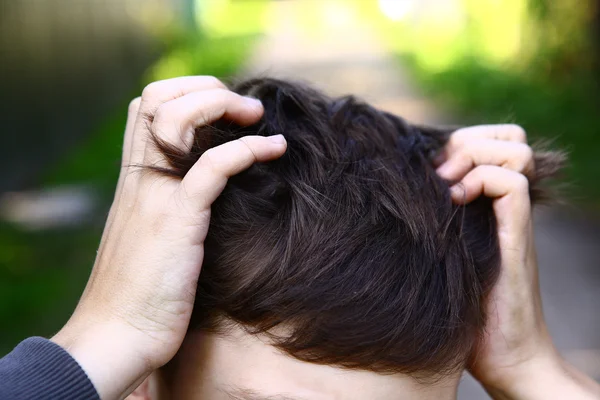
xmin=244 ymin=96 xmax=264 ymax=110
xmin=449 ymin=184 xmax=467 ymax=204
xmin=266 ymin=135 xmax=287 ymax=160
xmin=268 ymin=134 xmax=286 ymax=145
xmin=436 ymin=162 xmax=453 ymax=180
xmin=236 ymin=96 xmax=264 ymax=125
xmin=237 ymin=135 xmax=286 ymax=164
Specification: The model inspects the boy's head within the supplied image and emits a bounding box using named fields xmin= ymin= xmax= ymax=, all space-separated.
xmin=132 ymin=78 xmax=559 ymax=399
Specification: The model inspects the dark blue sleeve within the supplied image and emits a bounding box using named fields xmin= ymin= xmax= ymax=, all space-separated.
xmin=0 ymin=337 xmax=99 ymax=400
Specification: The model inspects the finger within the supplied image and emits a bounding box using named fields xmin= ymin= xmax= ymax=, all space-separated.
xmin=450 ymin=166 xmax=533 ymax=263
xmin=436 ymin=139 xmax=534 ymax=181
xmin=450 ymin=165 xmax=529 ymax=203
xmin=139 ymin=76 xmax=227 ymax=116
xmin=130 ymin=76 xmax=228 ymax=165
xmin=450 ymin=165 xmax=530 ymax=227
xmin=178 ymin=135 xmax=287 ymax=210
xmin=145 ymin=89 xmax=264 ymax=166
xmin=448 ymin=124 xmax=527 ymax=152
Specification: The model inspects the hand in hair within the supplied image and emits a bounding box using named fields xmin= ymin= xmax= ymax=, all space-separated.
xmin=50 ymin=76 xmax=287 ymax=400
xmin=437 ymin=125 xmax=600 ymax=399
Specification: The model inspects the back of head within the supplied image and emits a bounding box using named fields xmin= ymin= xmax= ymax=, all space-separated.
xmin=151 ymin=77 xmax=560 ymax=377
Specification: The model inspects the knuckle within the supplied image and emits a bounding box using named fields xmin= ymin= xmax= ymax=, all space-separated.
xmin=475 ymin=165 xmax=503 ymax=182
xmin=511 ymin=144 xmax=533 ymax=172
xmin=203 ymin=88 xmax=236 ymax=119
xmin=456 ymin=143 xmax=473 ymax=160
xmin=512 ymin=173 xmax=530 ymax=193
xmin=152 ymin=106 xmax=166 ymax=127
xmin=206 ymin=75 xmax=225 ymax=88
xmin=211 ymin=87 xmax=233 ymax=101
xmin=199 ymin=148 xmax=220 ymax=173
xmin=461 ymin=139 xmax=477 ymax=151
xmin=506 ymin=124 xmax=527 ymax=142
xmin=142 ymin=81 xmax=165 ymax=100
xmin=152 ymin=103 xmax=176 ymax=127
xmin=447 ymin=132 xmax=464 ymax=148
xmin=238 ymin=137 xmax=258 ymax=160
xmin=238 ymin=136 xmax=252 ymax=148
xmin=446 ymin=138 xmax=464 ymax=155
xmin=517 ymin=143 xmax=534 ymax=162
xmin=128 ymin=97 xmax=141 ymax=114
xmin=472 ymin=165 xmax=491 ymax=179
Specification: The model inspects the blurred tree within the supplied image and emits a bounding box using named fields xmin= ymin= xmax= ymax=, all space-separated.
xmin=526 ymin=0 xmax=597 ymax=81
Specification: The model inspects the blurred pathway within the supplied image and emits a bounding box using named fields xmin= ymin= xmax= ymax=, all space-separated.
xmin=241 ymin=1 xmax=600 ymax=398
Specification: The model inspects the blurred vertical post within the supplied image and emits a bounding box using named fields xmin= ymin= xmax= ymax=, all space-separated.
xmin=0 ymin=0 xmax=179 ymax=193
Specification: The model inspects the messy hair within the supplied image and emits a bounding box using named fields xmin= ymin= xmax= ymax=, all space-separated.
xmin=149 ymin=78 xmax=563 ymax=376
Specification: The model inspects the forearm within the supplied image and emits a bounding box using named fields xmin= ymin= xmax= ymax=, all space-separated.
xmin=483 ymin=356 xmax=600 ymax=400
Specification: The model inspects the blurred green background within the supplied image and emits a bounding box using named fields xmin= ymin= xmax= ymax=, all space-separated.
xmin=0 ymin=0 xmax=598 ymax=356
xmin=369 ymin=0 xmax=599 ymax=199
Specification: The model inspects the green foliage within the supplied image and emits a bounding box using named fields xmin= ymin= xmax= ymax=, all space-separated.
xmin=0 ymin=225 xmax=100 ymax=354
xmin=403 ymin=55 xmax=600 ymax=202
xmin=197 ymin=0 xmax=269 ymax=38
xmin=369 ymin=0 xmax=599 ymax=203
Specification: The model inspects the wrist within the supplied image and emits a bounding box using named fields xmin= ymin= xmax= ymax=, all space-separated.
xmin=482 ymin=352 xmax=598 ymax=400
xmin=52 ymin=318 xmax=153 ymax=400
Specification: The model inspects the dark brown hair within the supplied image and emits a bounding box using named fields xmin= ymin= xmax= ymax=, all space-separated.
xmin=149 ymin=78 xmax=564 ymax=376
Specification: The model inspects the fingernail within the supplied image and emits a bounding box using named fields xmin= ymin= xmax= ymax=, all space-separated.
xmin=268 ymin=134 xmax=286 ymax=144
xmin=245 ymin=96 xmax=263 ymax=108
xmin=436 ymin=163 xmax=451 ymax=178
xmin=449 ymin=185 xmax=465 ymax=201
